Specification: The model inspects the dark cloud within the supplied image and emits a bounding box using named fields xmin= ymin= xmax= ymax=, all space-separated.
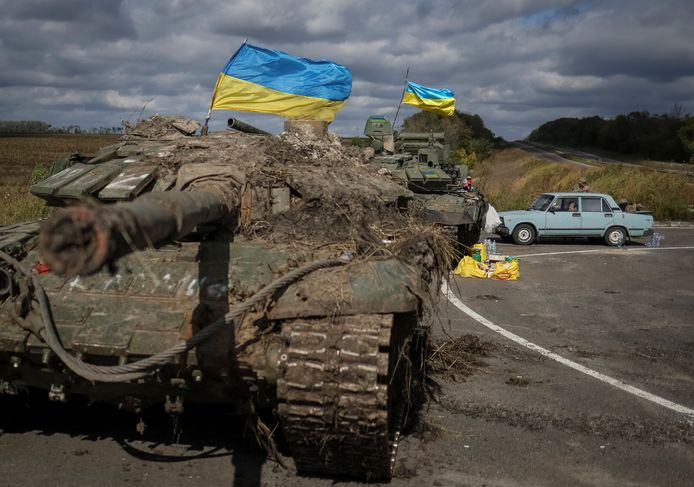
xmin=0 ymin=0 xmax=136 ymax=41
xmin=0 ymin=0 xmax=692 ymax=141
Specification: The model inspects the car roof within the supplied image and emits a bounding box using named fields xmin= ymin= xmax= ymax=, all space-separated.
xmin=541 ymin=192 xmax=609 ymax=198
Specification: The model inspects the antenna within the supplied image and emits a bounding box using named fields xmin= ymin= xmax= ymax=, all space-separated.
xmin=392 ymin=67 xmax=409 ymax=131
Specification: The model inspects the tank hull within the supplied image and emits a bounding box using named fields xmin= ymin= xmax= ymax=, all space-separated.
xmin=0 ymin=223 xmax=425 ymax=480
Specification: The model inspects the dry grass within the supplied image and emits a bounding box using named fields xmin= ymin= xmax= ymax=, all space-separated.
xmin=427 ymin=334 xmax=494 ymax=381
xmin=474 ymin=148 xmax=694 ymax=221
xmin=0 ymin=185 xmax=53 ymax=225
xmin=0 ymin=134 xmax=119 ymax=225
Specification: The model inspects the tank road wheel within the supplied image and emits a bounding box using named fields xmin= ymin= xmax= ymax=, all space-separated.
xmin=512 ymin=223 xmax=536 ymax=245
xmin=604 ymin=226 xmax=627 ymax=246
xmin=277 ymin=313 xmax=418 ymax=480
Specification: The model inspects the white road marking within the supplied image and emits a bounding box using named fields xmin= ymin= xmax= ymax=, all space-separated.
xmin=441 ymin=279 xmax=694 ymax=419
xmin=511 ymin=246 xmax=694 ymax=259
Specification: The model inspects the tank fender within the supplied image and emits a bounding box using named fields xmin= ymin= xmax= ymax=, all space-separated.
xmin=267 ymin=259 xmax=421 ymax=319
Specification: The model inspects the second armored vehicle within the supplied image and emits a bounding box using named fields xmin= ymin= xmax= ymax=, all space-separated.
xmin=364 ymin=115 xmax=488 ymax=248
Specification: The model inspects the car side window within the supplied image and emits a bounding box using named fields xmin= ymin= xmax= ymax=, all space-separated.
xmin=601 ymin=199 xmax=612 ymax=213
xmin=551 ymin=197 xmax=578 ymax=212
xmin=581 ymin=197 xmax=602 ymax=212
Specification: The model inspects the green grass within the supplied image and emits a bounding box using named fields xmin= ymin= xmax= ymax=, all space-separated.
xmin=0 ymin=185 xmax=53 ymax=225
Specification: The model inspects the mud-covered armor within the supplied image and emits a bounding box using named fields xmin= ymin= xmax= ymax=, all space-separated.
xmin=0 ymin=116 xmax=444 ymax=480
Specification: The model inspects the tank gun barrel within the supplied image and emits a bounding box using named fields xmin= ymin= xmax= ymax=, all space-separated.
xmin=39 ymin=190 xmax=232 ymax=277
xmin=399 ymin=141 xmax=436 ymax=150
xmin=227 ymin=118 xmax=270 ymax=135
xmin=398 ymin=132 xmax=445 ymax=141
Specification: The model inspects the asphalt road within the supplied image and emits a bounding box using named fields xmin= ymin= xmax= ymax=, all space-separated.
xmin=513 ymin=141 xmax=694 ymax=178
xmin=2 ymin=227 xmax=694 ymax=486
xmin=511 ymin=141 xmax=595 ymax=168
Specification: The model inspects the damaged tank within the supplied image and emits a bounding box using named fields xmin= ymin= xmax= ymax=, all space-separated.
xmin=364 ymin=115 xmax=488 ymax=247
xmin=0 ymin=115 xmax=450 ymax=480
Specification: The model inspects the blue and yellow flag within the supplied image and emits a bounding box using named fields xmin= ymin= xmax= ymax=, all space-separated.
xmin=210 ymin=43 xmax=352 ymax=121
xmin=402 ymin=81 xmax=455 ymax=117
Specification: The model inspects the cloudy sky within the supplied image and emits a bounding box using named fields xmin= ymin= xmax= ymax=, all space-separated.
xmin=1 ymin=0 xmax=693 ymax=140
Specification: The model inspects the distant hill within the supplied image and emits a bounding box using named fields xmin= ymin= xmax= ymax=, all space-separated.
xmin=528 ymin=112 xmax=694 ymax=163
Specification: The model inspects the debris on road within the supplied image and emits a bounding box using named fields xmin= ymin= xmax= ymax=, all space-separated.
xmin=427 ymin=334 xmax=494 ymax=381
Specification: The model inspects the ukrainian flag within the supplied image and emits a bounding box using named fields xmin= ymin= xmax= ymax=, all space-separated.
xmin=210 ymin=43 xmax=352 ymax=121
xmin=402 ymin=81 xmax=455 ymax=117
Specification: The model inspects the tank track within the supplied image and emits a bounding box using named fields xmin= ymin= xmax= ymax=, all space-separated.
xmin=277 ymin=313 xmax=415 ymax=480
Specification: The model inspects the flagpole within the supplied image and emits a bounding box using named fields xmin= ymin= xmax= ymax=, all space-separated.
xmin=391 ymin=66 xmax=409 ymax=131
xmin=201 ymin=38 xmax=248 ymax=136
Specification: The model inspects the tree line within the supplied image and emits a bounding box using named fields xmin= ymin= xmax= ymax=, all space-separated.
xmin=0 ymin=120 xmax=122 ymax=135
xmin=527 ymin=111 xmax=694 ymax=163
xmin=402 ymin=110 xmax=501 ymax=165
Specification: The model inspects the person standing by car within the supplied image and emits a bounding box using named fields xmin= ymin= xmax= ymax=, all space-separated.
xmin=572 ymin=177 xmax=591 ymax=192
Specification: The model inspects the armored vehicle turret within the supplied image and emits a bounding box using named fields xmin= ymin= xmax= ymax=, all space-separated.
xmin=364 ymin=116 xmax=487 ymax=247
xmin=0 ymin=116 xmax=448 ymax=480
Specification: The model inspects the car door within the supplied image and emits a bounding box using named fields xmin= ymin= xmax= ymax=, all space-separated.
xmin=580 ymin=196 xmax=612 ymax=235
xmin=544 ymin=196 xmax=581 ymax=235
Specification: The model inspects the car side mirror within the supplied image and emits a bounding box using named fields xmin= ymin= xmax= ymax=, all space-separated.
xmin=548 ymin=208 xmax=555 ymax=214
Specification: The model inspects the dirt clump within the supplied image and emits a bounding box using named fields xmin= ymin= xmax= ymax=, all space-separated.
xmin=506 ymin=375 xmax=531 ymax=387
xmin=122 ymin=115 xmax=201 ymax=140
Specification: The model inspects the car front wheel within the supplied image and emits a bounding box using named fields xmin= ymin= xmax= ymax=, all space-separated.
xmin=512 ymin=224 xmax=536 ymax=245
xmin=604 ymin=226 xmax=627 ymax=246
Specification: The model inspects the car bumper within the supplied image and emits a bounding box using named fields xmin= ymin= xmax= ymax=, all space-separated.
xmin=495 ymin=224 xmax=510 ymax=237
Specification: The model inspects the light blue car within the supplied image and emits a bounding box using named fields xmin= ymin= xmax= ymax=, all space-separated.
xmin=495 ymin=192 xmax=654 ymax=245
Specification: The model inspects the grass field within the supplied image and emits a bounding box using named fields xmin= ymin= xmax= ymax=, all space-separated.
xmin=0 ymin=134 xmax=119 ymax=225
xmin=474 ymin=148 xmax=694 ymax=221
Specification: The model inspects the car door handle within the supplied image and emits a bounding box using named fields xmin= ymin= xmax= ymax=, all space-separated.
xmin=604 ymin=214 xmax=613 ymax=217
xmin=572 ymin=213 xmax=580 ymax=217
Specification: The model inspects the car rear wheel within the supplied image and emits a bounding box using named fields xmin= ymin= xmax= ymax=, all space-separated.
xmin=604 ymin=226 xmax=627 ymax=246
xmin=512 ymin=224 xmax=535 ymax=245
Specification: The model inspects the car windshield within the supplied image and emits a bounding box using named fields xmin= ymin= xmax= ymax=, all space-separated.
xmin=530 ymin=194 xmax=554 ymax=211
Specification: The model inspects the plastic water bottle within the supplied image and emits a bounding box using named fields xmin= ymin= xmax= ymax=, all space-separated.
xmin=645 ymin=232 xmax=664 ymax=248
xmin=491 ymin=240 xmax=497 ymax=255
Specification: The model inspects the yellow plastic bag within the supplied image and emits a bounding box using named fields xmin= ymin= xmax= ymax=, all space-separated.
xmin=490 ymin=259 xmax=520 ymax=280
xmin=454 ymin=256 xmax=488 ymax=278
xmin=472 ymin=243 xmax=488 ymax=262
